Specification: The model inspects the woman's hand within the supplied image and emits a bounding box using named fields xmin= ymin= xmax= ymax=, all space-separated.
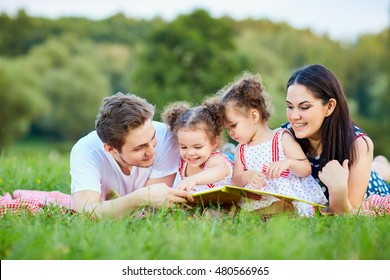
xmin=319 ymin=159 xmax=349 ymax=195
xmin=319 ymin=159 xmax=350 ymax=213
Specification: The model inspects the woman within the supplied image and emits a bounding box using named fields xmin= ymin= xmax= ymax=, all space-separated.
xmin=283 ymin=64 xmax=390 ymax=214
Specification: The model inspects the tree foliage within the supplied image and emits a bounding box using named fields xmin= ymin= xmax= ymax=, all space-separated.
xmin=130 ymin=9 xmax=250 ymax=112
xmin=0 ymin=57 xmax=48 ymax=146
xmin=39 ymin=59 xmax=109 ymax=140
xmin=26 ymin=35 xmax=111 ymax=141
xmin=0 ymin=9 xmax=388 ymax=157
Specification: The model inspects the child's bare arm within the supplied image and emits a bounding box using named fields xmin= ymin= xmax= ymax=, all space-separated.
xmin=177 ymin=156 xmax=230 ymax=191
xmin=280 ymin=131 xmax=311 ymax=177
xmin=232 ymin=145 xmax=267 ymax=188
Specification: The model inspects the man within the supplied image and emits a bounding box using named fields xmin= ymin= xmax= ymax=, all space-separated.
xmin=70 ymin=92 xmax=193 ymax=218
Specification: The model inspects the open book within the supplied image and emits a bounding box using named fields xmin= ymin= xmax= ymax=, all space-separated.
xmin=190 ymin=185 xmax=326 ymax=208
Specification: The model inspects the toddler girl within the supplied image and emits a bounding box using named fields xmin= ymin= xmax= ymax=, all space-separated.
xmin=162 ymin=100 xmax=233 ymax=193
xmin=219 ymin=72 xmax=328 ymax=216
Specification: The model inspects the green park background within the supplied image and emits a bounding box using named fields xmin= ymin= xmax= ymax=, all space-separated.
xmin=1 ymin=8 xmax=390 ymax=261
xmin=0 ymin=9 xmax=389 ymax=157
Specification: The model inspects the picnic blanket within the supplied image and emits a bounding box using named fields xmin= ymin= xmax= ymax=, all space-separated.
xmin=353 ymin=194 xmax=390 ymax=217
xmin=0 ymin=190 xmax=74 ymax=216
xmin=0 ymin=190 xmax=389 ymax=217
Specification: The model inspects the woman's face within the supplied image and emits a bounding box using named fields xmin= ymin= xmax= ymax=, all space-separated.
xmin=286 ymin=84 xmax=332 ymax=142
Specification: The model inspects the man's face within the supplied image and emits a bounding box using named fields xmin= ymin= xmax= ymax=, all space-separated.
xmin=114 ymin=119 xmax=157 ymax=169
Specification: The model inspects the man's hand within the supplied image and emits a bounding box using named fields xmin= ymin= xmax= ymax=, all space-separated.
xmin=142 ymin=183 xmax=194 ymax=207
xmin=71 ymin=184 xmax=194 ymax=219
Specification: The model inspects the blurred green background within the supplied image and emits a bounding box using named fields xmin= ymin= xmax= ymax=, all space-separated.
xmin=0 ymin=9 xmax=389 ymax=157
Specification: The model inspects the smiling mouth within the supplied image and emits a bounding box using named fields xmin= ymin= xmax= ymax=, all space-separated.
xmin=293 ymin=123 xmax=307 ymax=128
xmin=143 ymin=156 xmax=154 ymax=162
xmin=187 ymin=157 xmax=200 ymax=163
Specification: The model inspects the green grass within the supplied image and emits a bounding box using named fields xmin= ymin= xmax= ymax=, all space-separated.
xmin=1 ymin=141 xmax=390 ymax=260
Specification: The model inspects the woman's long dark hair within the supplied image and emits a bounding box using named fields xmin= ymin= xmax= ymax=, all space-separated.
xmin=287 ymin=64 xmax=359 ymax=169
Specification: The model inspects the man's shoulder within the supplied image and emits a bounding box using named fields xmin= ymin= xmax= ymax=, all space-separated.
xmin=71 ymin=131 xmax=103 ymax=154
xmin=153 ymin=121 xmax=173 ymax=140
xmin=153 ymin=121 xmax=168 ymax=132
xmin=74 ymin=130 xmax=100 ymax=144
xmin=152 ymin=121 xmax=179 ymax=160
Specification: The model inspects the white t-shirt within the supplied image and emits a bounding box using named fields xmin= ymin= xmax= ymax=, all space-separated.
xmin=70 ymin=121 xmax=179 ymax=200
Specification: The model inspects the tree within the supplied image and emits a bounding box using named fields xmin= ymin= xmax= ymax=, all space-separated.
xmin=39 ymin=58 xmax=110 ymax=140
xmin=130 ymin=9 xmax=249 ymax=112
xmin=97 ymin=43 xmax=133 ymax=94
xmin=27 ymin=36 xmax=111 ymax=140
xmin=0 ymin=10 xmax=53 ymax=57
xmin=0 ymin=57 xmax=48 ymax=147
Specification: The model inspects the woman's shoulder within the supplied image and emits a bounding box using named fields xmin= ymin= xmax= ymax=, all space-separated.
xmin=280 ymin=122 xmax=291 ymax=129
xmin=354 ymin=132 xmax=374 ymax=151
xmin=352 ymin=124 xmax=373 ymax=147
xmin=352 ymin=124 xmax=368 ymax=139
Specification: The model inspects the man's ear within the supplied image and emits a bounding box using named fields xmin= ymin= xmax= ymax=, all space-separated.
xmin=325 ymin=98 xmax=337 ymax=117
xmin=104 ymin=143 xmax=116 ymax=154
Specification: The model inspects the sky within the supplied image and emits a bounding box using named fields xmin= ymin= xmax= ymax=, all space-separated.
xmin=0 ymin=0 xmax=389 ymax=41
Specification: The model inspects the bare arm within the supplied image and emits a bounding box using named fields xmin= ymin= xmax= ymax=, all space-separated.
xmin=146 ymin=173 xmax=177 ymax=187
xmin=347 ymin=137 xmax=373 ymax=208
xmin=319 ymin=136 xmax=373 ymax=213
xmin=270 ymin=131 xmax=311 ymax=178
xmin=177 ymin=157 xmax=231 ymax=191
xmin=232 ymin=145 xmax=267 ymax=188
xmin=232 ymin=144 xmax=248 ymax=187
xmin=72 ymin=184 xmax=193 ymax=219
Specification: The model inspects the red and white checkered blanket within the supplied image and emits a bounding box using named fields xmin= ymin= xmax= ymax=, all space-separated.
xmin=1 ymin=190 xmax=389 ymax=217
xmin=0 ymin=190 xmax=74 ymax=216
xmin=353 ymin=194 xmax=390 ymax=216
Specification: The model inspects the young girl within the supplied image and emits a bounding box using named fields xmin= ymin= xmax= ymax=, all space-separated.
xmin=219 ymin=72 xmax=328 ymax=216
xmin=162 ymin=100 xmax=233 ymax=193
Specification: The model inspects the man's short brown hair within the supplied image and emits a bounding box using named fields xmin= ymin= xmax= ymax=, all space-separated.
xmin=95 ymin=92 xmax=155 ymax=151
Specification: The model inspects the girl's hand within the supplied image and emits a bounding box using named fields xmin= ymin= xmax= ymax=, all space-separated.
xmin=245 ymin=170 xmax=268 ymax=189
xmin=266 ymin=159 xmax=291 ymax=179
xmin=177 ymin=178 xmax=197 ymax=192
